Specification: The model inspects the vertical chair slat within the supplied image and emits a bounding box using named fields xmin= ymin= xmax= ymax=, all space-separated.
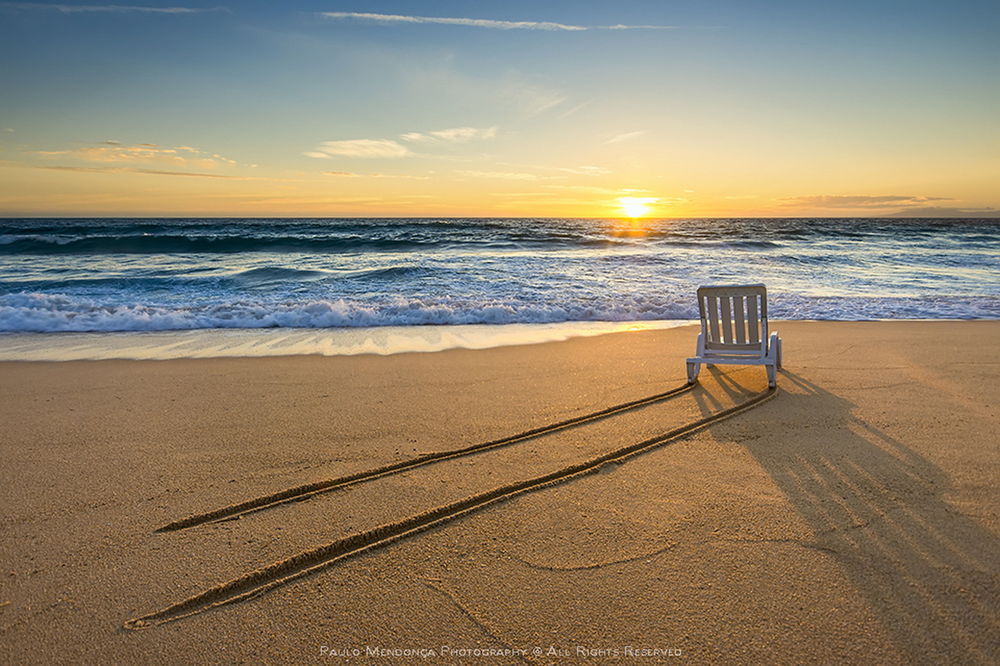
xmin=734 ymin=295 xmax=747 ymax=344
xmin=720 ymin=296 xmax=733 ymax=343
xmin=707 ymin=296 xmax=720 ymax=343
xmin=747 ymin=294 xmax=759 ymax=344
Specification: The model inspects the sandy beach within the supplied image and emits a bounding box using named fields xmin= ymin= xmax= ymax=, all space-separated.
xmin=1 ymin=321 xmax=997 ymax=663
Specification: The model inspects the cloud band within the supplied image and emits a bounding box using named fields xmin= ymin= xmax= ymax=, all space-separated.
xmin=320 ymin=12 xmax=673 ymax=32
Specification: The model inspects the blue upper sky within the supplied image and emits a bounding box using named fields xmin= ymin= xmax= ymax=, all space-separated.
xmin=1 ymin=0 xmax=997 ymax=216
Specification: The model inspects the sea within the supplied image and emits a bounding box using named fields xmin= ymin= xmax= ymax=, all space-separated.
xmin=1 ymin=217 xmax=997 ymax=360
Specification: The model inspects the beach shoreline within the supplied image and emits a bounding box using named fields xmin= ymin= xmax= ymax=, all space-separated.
xmin=1 ymin=321 xmax=997 ymax=663
xmin=0 ymin=319 xmax=694 ymax=361
xmin=0 ymin=317 xmax=992 ymax=362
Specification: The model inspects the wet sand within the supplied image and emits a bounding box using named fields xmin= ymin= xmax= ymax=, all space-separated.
xmin=1 ymin=321 xmax=997 ymax=663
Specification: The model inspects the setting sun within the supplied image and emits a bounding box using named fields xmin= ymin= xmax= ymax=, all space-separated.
xmin=617 ymin=196 xmax=657 ymax=218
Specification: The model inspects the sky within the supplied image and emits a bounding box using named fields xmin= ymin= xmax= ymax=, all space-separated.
xmin=0 ymin=0 xmax=998 ymax=218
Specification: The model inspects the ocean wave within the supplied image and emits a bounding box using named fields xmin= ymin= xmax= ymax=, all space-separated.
xmin=231 ymin=266 xmax=330 ymax=283
xmin=0 ymin=234 xmax=440 ymax=255
xmin=1 ymin=291 xmax=997 ymax=333
xmin=0 ymin=233 xmax=79 ymax=246
xmin=0 ymin=264 xmax=440 ymax=290
xmin=1 ymin=218 xmax=997 ymax=334
xmin=3 ymin=218 xmax=996 ymax=256
xmin=0 ymin=292 xmax=693 ymax=332
xmin=0 ymin=233 xmax=656 ymax=255
xmin=343 ymin=265 xmax=437 ymax=280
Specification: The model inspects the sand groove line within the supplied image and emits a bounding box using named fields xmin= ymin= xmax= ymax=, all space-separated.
xmin=157 ymin=382 xmax=695 ymax=532
xmin=125 ymin=386 xmax=777 ymax=629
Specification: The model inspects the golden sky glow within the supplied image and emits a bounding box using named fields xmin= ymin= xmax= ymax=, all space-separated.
xmin=1 ymin=3 xmax=998 ymax=218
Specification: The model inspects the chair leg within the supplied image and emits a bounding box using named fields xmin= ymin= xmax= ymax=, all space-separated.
xmin=769 ymin=332 xmax=782 ymax=372
xmin=687 ymin=362 xmax=700 ymax=384
xmin=766 ymin=363 xmax=776 ymax=388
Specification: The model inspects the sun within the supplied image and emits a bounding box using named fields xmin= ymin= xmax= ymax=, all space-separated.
xmin=617 ymin=196 xmax=656 ymax=218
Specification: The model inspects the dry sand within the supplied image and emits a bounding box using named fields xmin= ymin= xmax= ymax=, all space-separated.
xmin=0 ymin=321 xmax=997 ymax=664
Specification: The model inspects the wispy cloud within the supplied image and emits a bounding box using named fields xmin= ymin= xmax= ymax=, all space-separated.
xmin=504 ymin=83 xmax=566 ymax=116
xmin=400 ymin=126 xmax=497 ymax=143
xmin=488 ymin=191 xmax=558 ymax=198
xmin=491 ymin=162 xmax=611 ymax=178
xmin=321 ymin=170 xmax=429 ymax=180
xmin=32 ymin=142 xmax=238 ymax=169
xmin=238 ymin=194 xmax=436 ymax=209
xmin=305 ymin=139 xmax=411 ymax=159
xmin=2 ymin=161 xmax=245 ymax=179
xmin=886 ymin=206 xmax=1000 ymax=218
xmin=307 ymin=126 xmax=497 ymax=160
xmin=1 ymin=3 xmax=227 ymax=14
xmin=604 ymin=130 xmax=646 ymax=145
xmin=320 ymin=12 xmax=674 ymax=32
xmin=457 ymin=170 xmax=541 ymax=181
xmin=405 ymin=63 xmax=566 ymax=118
xmin=778 ymin=194 xmax=1000 ymax=217
xmin=554 ymin=165 xmax=610 ymax=177
xmin=545 ymin=184 xmax=631 ymax=196
xmin=618 ymin=195 xmax=660 ymax=204
xmin=783 ymin=194 xmax=954 ymax=209
xmin=555 ymin=100 xmax=593 ymax=120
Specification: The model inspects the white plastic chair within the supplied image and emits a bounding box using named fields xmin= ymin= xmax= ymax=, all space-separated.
xmin=686 ymin=284 xmax=782 ymax=388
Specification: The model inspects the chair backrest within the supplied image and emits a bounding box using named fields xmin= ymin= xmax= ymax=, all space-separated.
xmin=697 ymin=284 xmax=768 ymax=354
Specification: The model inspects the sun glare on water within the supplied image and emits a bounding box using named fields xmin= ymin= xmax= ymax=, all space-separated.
xmin=617 ymin=196 xmax=657 ymax=218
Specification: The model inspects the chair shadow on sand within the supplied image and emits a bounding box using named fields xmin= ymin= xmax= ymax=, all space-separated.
xmin=699 ymin=366 xmax=999 ymax=664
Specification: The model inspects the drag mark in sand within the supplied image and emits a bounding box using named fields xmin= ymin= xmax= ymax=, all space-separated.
xmin=156 ymin=383 xmax=695 ymax=532
xmin=125 ymin=387 xmax=776 ymax=629
xmin=510 ymin=542 xmax=679 ymax=572
xmin=418 ymin=578 xmax=530 ymax=663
